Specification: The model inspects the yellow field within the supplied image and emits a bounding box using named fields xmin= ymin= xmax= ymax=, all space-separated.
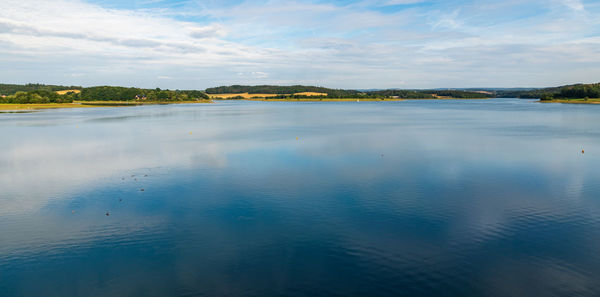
xmin=56 ymin=89 xmax=82 ymax=95
xmin=431 ymin=94 xmax=451 ymax=99
xmin=240 ymin=98 xmax=404 ymax=102
xmin=210 ymin=92 xmax=329 ymax=99
xmin=209 ymin=93 xmax=281 ymax=99
xmin=0 ymin=103 xmax=89 ymax=111
xmin=430 ymin=94 xmax=490 ymax=99
xmin=293 ymin=92 xmax=328 ymax=97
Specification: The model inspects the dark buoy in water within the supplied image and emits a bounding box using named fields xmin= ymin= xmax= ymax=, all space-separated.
xmin=119 ymin=198 xmax=122 ymax=202
xmin=140 ymin=188 xmax=145 ymax=192
xmin=144 ymin=174 xmax=148 ymax=177
xmin=106 ymin=211 xmax=110 ymax=216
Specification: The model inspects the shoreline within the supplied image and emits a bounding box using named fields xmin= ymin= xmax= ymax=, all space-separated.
xmin=214 ymin=97 xmax=491 ymax=102
xmin=0 ymin=97 xmax=542 ymax=111
xmin=221 ymin=98 xmax=405 ymax=102
xmin=0 ymin=100 xmax=213 ymax=111
xmin=539 ymin=99 xmax=600 ymax=104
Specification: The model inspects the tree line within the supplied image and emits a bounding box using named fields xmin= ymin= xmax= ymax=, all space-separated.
xmin=367 ymin=90 xmax=434 ymax=99
xmin=428 ymin=90 xmax=493 ymax=99
xmin=205 ymin=85 xmax=362 ymax=97
xmin=0 ymin=83 xmax=82 ymax=96
xmin=1 ymin=84 xmax=210 ymax=104
xmin=79 ymin=86 xmax=209 ymax=101
xmin=494 ymin=83 xmax=600 ymax=100
xmin=0 ymin=90 xmax=75 ymax=104
xmin=539 ymin=83 xmax=600 ymax=100
xmin=206 ymin=85 xmax=492 ymax=99
xmin=9 ymin=82 xmax=598 ymax=103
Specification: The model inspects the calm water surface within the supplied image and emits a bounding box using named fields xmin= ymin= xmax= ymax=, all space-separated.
xmin=1 ymin=99 xmax=600 ymax=296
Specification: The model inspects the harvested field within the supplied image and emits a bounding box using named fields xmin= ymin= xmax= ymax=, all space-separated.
xmin=56 ymin=89 xmax=82 ymax=95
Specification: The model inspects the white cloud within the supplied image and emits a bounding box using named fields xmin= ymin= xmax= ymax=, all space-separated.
xmin=0 ymin=0 xmax=598 ymax=89
xmin=251 ymin=71 xmax=269 ymax=78
xmin=430 ymin=9 xmax=463 ymax=30
xmin=189 ymin=24 xmax=226 ymax=39
xmin=381 ymin=0 xmax=426 ymax=5
xmin=561 ymin=0 xmax=585 ymax=11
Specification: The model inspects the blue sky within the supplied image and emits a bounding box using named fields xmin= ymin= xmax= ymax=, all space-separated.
xmin=0 ymin=0 xmax=598 ymax=89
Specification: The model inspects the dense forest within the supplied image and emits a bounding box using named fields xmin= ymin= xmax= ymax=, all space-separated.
xmin=493 ymin=88 xmax=541 ymax=98
xmin=0 ymin=83 xmax=82 ymax=96
xmin=1 ymin=84 xmax=209 ymax=103
xmin=365 ymin=90 xmax=434 ymax=99
xmin=427 ymin=90 xmax=494 ymax=99
xmin=539 ymin=83 xmax=600 ymax=100
xmin=493 ymin=83 xmax=600 ymax=100
xmin=0 ymin=90 xmax=76 ymax=104
xmin=79 ymin=86 xmax=209 ymax=101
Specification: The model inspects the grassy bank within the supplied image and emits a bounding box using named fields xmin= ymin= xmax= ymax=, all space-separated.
xmin=0 ymin=103 xmax=90 ymax=111
xmin=216 ymin=97 xmax=491 ymax=102
xmin=78 ymin=100 xmax=212 ymax=106
xmin=224 ymin=98 xmax=405 ymax=102
xmin=0 ymin=100 xmax=212 ymax=111
xmin=0 ymin=97 xmax=495 ymax=111
xmin=540 ymin=99 xmax=600 ymax=104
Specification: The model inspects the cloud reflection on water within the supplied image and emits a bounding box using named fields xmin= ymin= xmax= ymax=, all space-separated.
xmin=1 ymin=100 xmax=600 ymax=296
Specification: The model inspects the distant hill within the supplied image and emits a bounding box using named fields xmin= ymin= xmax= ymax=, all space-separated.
xmin=205 ymin=85 xmax=493 ymax=99
xmin=422 ymin=90 xmax=494 ymax=99
xmin=4 ymin=82 xmax=597 ymax=101
xmin=0 ymin=83 xmax=82 ymax=96
xmin=501 ymin=83 xmax=600 ymax=99
xmin=205 ymin=85 xmax=360 ymax=97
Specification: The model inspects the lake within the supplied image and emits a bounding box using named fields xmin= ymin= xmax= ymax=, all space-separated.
xmin=1 ymin=99 xmax=600 ymax=296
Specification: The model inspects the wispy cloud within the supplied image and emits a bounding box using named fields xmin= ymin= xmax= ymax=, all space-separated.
xmin=561 ymin=0 xmax=585 ymax=11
